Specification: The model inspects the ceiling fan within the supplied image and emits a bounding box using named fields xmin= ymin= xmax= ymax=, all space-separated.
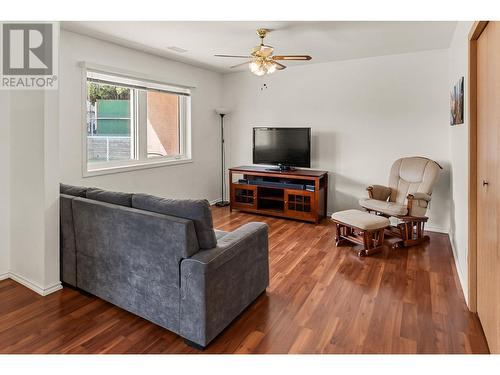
xmin=215 ymin=28 xmax=312 ymax=76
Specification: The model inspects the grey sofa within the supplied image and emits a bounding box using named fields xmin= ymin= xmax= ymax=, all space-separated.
xmin=60 ymin=184 xmax=269 ymax=348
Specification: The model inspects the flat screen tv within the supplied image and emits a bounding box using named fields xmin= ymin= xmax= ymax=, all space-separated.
xmin=253 ymin=127 xmax=311 ymax=171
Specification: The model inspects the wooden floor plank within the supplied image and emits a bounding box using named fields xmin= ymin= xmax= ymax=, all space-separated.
xmin=0 ymin=207 xmax=489 ymax=354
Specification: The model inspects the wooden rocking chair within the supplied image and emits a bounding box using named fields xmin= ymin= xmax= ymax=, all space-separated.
xmin=359 ymin=157 xmax=442 ymax=248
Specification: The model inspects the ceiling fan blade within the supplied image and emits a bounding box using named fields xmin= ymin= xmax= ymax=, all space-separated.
xmin=273 ymin=55 xmax=312 ymax=61
xmin=274 ymin=62 xmax=287 ymax=70
xmin=215 ymin=54 xmax=252 ymax=58
xmin=230 ymin=61 xmax=252 ymax=69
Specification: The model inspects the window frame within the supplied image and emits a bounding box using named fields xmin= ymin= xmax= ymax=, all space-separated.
xmin=80 ymin=63 xmax=193 ymax=178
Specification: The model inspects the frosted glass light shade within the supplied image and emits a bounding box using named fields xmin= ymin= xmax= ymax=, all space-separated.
xmin=249 ymin=59 xmax=277 ymax=76
xmin=249 ymin=60 xmax=261 ymax=73
xmin=265 ymin=61 xmax=277 ymax=74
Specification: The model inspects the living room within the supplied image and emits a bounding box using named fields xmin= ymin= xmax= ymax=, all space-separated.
xmin=1 ymin=0 xmax=499 ymax=372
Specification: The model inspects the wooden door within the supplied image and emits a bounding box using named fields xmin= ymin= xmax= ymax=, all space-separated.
xmin=476 ymin=21 xmax=500 ymax=353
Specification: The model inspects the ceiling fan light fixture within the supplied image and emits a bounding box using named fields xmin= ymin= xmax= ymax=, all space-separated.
xmin=216 ymin=28 xmax=311 ymax=76
xmin=265 ymin=61 xmax=277 ymax=74
xmin=249 ymin=59 xmax=277 ymax=76
xmin=255 ymin=66 xmax=267 ymax=76
xmin=249 ymin=60 xmax=261 ymax=73
xmin=249 ymin=60 xmax=266 ymax=76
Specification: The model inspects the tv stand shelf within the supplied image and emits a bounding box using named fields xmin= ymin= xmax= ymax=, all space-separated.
xmin=229 ymin=166 xmax=329 ymax=223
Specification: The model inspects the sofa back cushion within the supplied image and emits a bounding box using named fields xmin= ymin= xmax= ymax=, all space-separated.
xmin=71 ymin=198 xmax=199 ymax=332
xmin=86 ymin=187 xmax=132 ymax=207
xmin=132 ymin=193 xmax=217 ymax=249
xmin=60 ymin=183 xmax=87 ymax=197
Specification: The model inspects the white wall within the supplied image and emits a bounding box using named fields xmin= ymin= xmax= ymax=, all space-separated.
xmin=59 ymin=30 xmax=223 ymax=201
xmin=448 ymin=21 xmax=474 ymax=302
xmin=222 ymin=49 xmax=451 ymax=232
xmin=8 ymin=89 xmax=61 ymax=294
xmin=9 ymin=91 xmax=47 ymax=285
xmin=0 ymin=91 xmax=10 ymax=279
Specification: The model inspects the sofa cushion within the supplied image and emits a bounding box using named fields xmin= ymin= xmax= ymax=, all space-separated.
xmin=132 ymin=193 xmax=217 ymax=249
xmin=60 ymin=183 xmax=87 ymax=197
xmin=86 ymin=187 xmax=132 ymax=207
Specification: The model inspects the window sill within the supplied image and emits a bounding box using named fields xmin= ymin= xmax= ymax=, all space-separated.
xmin=83 ymin=157 xmax=193 ymax=178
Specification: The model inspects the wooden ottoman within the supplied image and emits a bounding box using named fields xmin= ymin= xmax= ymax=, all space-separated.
xmin=331 ymin=209 xmax=390 ymax=256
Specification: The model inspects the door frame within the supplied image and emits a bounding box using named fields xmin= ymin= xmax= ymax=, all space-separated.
xmin=468 ymin=21 xmax=489 ymax=312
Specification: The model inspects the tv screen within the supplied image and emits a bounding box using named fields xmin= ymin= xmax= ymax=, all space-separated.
xmin=253 ymin=127 xmax=311 ymax=168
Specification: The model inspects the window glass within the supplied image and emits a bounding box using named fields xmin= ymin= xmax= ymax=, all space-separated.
xmin=147 ymin=91 xmax=180 ymax=158
xmin=86 ymin=82 xmax=134 ymax=163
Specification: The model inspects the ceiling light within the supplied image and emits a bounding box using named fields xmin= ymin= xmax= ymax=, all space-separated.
xmin=215 ymin=28 xmax=312 ymax=76
xmin=249 ymin=58 xmax=277 ymax=76
xmin=249 ymin=60 xmax=261 ymax=74
xmin=265 ymin=61 xmax=277 ymax=74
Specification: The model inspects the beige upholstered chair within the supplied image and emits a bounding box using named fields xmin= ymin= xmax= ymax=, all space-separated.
xmin=359 ymin=156 xmax=442 ymax=247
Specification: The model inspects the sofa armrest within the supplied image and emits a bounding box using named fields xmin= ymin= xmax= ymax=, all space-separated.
xmin=184 ymin=222 xmax=268 ymax=272
xmin=367 ymin=185 xmax=391 ymax=201
xmin=411 ymin=192 xmax=432 ymax=202
xmin=179 ymin=222 xmax=269 ymax=347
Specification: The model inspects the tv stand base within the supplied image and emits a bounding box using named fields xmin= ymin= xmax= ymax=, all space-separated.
xmin=229 ymin=166 xmax=329 ymax=223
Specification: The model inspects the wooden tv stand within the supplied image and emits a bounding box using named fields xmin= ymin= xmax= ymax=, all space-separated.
xmin=228 ymin=166 xmax=329 ymax=223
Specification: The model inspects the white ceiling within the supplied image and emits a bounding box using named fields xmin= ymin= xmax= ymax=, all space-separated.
xmin=62 ymin=21 xmax=457 ymax=73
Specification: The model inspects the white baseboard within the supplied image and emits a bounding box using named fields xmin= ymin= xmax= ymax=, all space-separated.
xmin=448 ymin=234 xmax=468 ymax=305
xmin=209 ymin=198 xmax=222 ymax=205
xmin=0 ymin=272 xmax=9 ymax=281
xmin=7 ymin=272 xmax=62 ymax=296
xmin=425 ymin=225 xmax=449 ymax=234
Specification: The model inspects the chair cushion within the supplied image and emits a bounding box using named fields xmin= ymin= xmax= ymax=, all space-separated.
xmin=132 ymin=193 xmax=217 ymax=249
xmin=359 ymin=198 xmax=408 ymax=216
xmin=388 ymin=157 xmax=441 ymax=204
xmin=331 ymin=209 xmax=390 ymax=231
xmin=86 ymin=187 xmax=132 ymax=207
xmin=60 ymin=183 xmax=87 ymax=197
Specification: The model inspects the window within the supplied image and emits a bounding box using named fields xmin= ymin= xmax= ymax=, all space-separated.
xmin=84 ymin=69 xmax=191 ymax=176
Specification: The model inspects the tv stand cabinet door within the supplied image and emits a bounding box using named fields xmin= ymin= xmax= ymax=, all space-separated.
xmin=231 ymin=184 xmax=257 ymax=210
xmin=284 ymin=189 xmax=316 ymax=221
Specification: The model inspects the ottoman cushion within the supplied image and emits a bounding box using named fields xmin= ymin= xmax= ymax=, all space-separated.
xmin=331 ymin=209 xmax=390 ymax=231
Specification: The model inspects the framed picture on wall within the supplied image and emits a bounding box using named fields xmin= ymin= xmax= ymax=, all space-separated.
xmin=450 ymin=76 xmax=464 ymax=125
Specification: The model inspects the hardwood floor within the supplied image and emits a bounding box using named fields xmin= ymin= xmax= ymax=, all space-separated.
xmin=0 ymin=207 xmax=489 ymax=354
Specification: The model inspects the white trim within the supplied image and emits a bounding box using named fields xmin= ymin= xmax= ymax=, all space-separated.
xmin=81 ymin=64 xmax=88 ymax=178
xmin=425 ymin=225 xmax=449 ymax=234
xmin=81 ymin=64 xmax=193 ymax=178
xmin=80 ymin=62 xmax=196 ymax=90
xmin=87 ymin=70 xmax=191 ymax=96
xmin=209 ymin=198 xmax=222 ymax=205
xmin=449 ymin=234 xmax=468 ymax=305
xmin=0 ymin=272 xmax=9 ymax=281
xmin=7 ymin=272 xmax=62 ymax=296
xmin=84 ymin=157 xmax=193 ymax=178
